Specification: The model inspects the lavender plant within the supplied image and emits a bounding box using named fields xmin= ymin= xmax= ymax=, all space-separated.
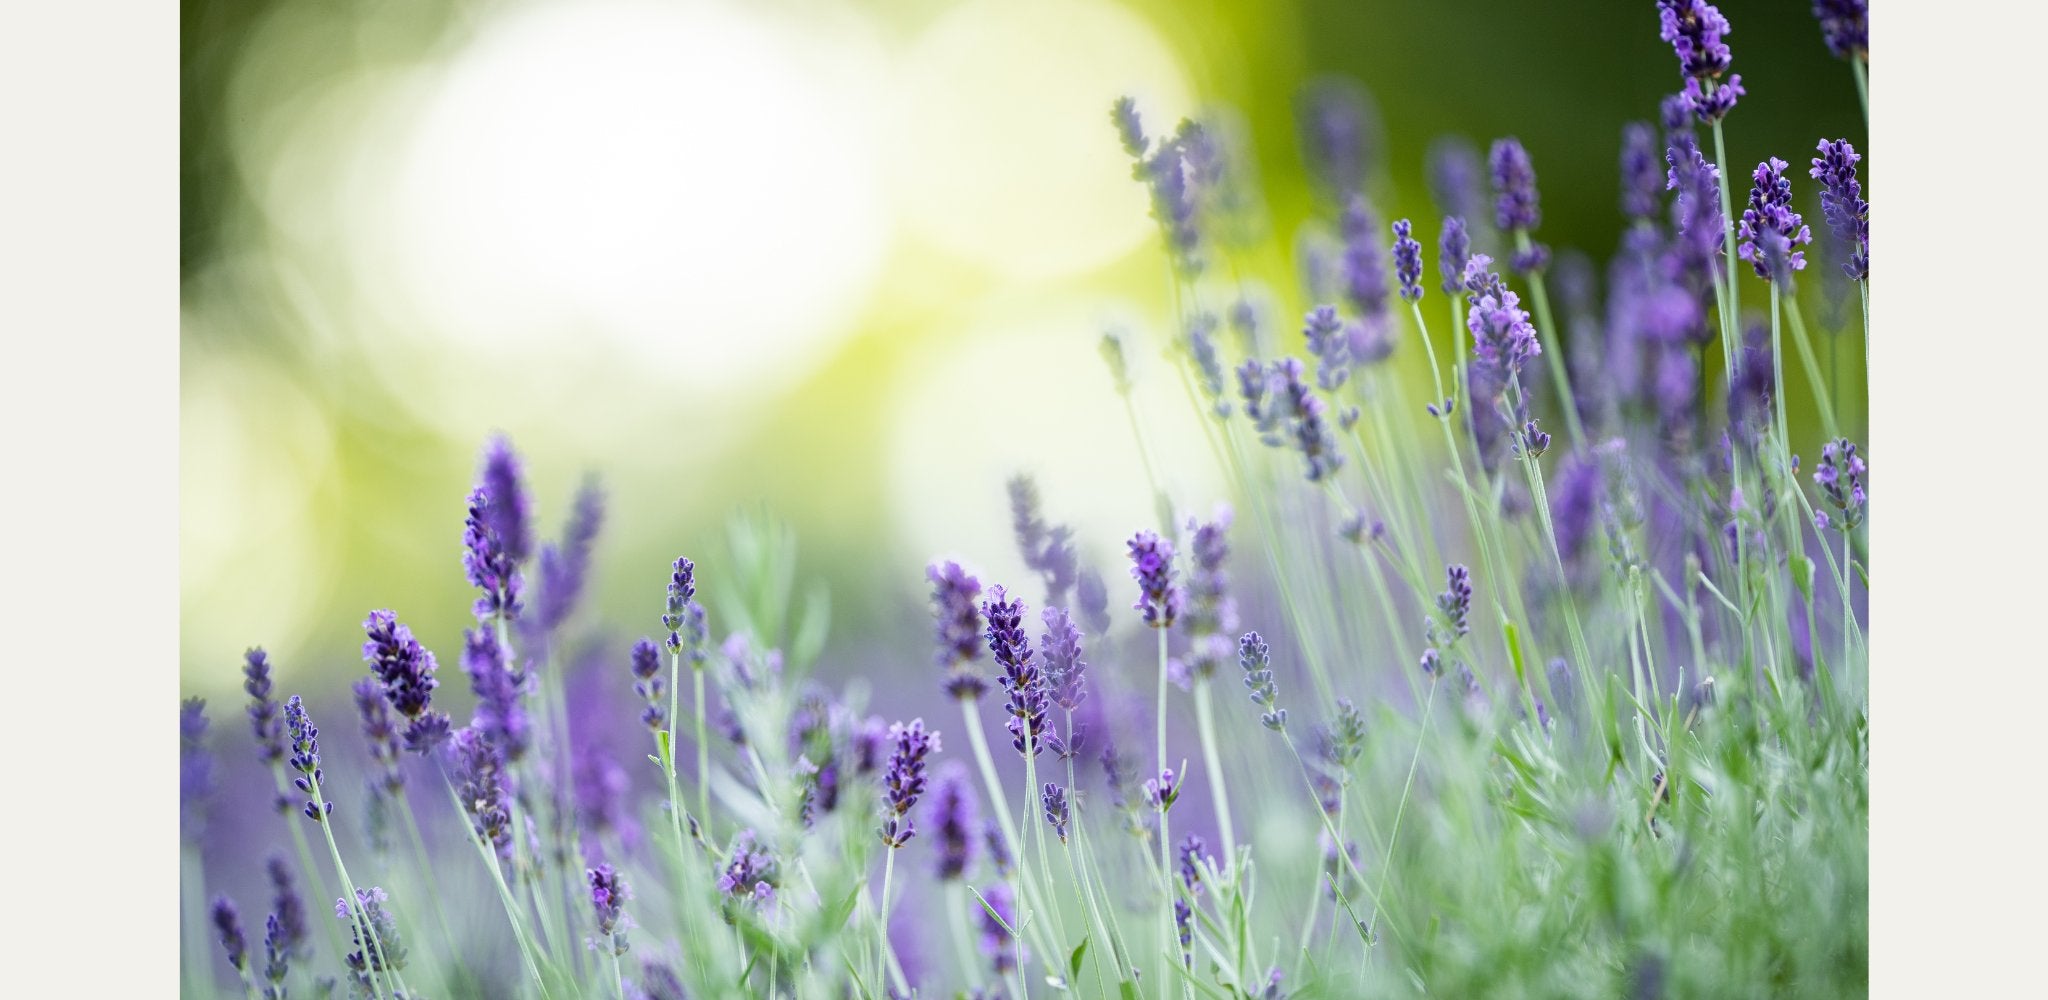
xmin=183 ymin=6 xmax=1867 ymax=997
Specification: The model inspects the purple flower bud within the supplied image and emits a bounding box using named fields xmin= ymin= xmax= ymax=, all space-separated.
xmin=1737 ymin=158 xmax=1812 ymax=281
xmin=1340 ymin=194 xmax=1392 ymax=328
xmin=1392 ymin=219 xmax=1424 ymax=302
xmin=984 ymin=586 xmax=1049 ymax=757
xmin=243 ymin=648 xmax=285 ymax=764
xmin=1436 ymin=565 xmax=1473 ymax=643
xmin=1810 ymin=139 xmax=1868 ymax=280
xmin=337 ymin=887 xmax=407 ymax=982
xmin=478 ymin=435 xmax=533 ymax=565
xmin=283 ymin=696 xmax=332 ymax=823
xmin=1420 ymin=647 xmax=1442 ymax=678
xmin=930 ymin=761 xmax=979 ymax=880
xmin=462 ymin=488 xmax=524 ymax=622
xmin=629 ymin=637 xmax=665 ymax=730
xmin=928 ymin=561 xmax=987 ymax=699
xmin=661 ymin=556 xmax=706 ymax=660
xmin=1178 ymin=834 xmax=1210 ymax=892
xmin=1175 ymin=898 xmax=1194 ymax=969
xmin=1490 ymin=138 xmax=1541 ymax=233
xmin=266 ymin=855 xmax=308 ymax=960
xmin=1621 ymin=123 xmax=1662 ymax=220
xmin=351 ymin=677 xmax=403 ymax=794
xmin=465 ymin=626 xmax=530 ymax=763
xmin=1297 ymin=79 xmax=1377 ymax=198
xmin=449 ymin=726 xmax=512 ymax=860
xmin=1144 ymin=767 xmax=1180 ymax=812
xmin=1186 ymin=311 xmax=1233 ymax=419
xmin=1464 ymin=258 xmax=1543 ymax=383
xmin=532 ymin=478 xmax=604 ymax=634
xmin=1127 ymin=531 xmax=1183 ymax=629
xmin=361 ymin=610 xmax=451 ymax=754
xmin=1658 ymin=1 xmax=1734 ymax=80
xmin=1263 ymin=358 xmax=1345 ymax=482
xmin=1666 ymin=135 xmax=1725 ymax=275
xmin=587 ymin=864 xmax=630 ymax=953
xmin=1426 ymin=136 xmax=1484 ymax=222
xmin=261 ymin=913 xmax=290 ymax=993
xmin=1439 ymin=216 xmax=1471 ymax=295
xmin=1239 ymin=632 xmax=1285 ymax=731
xmin=1812 ymin=438 xmax=1868 ymax=532
xmin=1039 ymin=606 xmax=1089 ymax=712
xmin=1302 ymin=305 xmax=1350 ymax=394
xmin=1811 ymin=0 xmax=1867 ymax=59
xmin=880 ymin=718 xmax=940 ymax=848
xmin=1110 ymin=96 xmax=1147 ymax=159
xmin=1518 ymin=419 xmax=1551 ymax=459
xmin=1041 ymin=782 xmax=1070 ymax=843
xmin=212 ymin=895 xmax=248 ymax=972
xmin=1009 ymin=475 xmax=1078 ymax=607
xmin=717 ymin=830 xmax=778 ymax=904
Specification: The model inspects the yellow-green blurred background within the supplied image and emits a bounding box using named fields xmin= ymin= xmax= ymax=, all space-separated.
xmin=180 ymin=0 xmax=1865 ymax=697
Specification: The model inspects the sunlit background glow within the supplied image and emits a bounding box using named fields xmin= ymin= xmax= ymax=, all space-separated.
xmin=181 ymin=0 xmax=1864 ymax=693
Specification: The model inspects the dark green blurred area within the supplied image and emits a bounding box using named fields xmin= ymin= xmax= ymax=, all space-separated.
xmin=180 ymin=0 xmax=1866 ymax=695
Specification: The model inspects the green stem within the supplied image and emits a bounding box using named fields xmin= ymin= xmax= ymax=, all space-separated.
xmin=308 ymin=783 xmax=399 ymax=1000
xmin=1851 ymin=57 xmax=1869 ymax=124
xmin=1191 ymin=680 xmax=1237 ymax=863
xmin=1711 ymin=116 xmax=1741 ymax=366
xmin=1364 ymin=680 xmax=1437 ymax=939
xmin=693 ymin=665 xmax=712 ymax=839
xmin=877 ymin=848 xmax=910 ymax=997
xmin=440 ymin=770 xmax=551 ymax=998
xmin=1782 ymin=294 xmax=1842 ymax=440
xmin=957 ymin=699 xmax=1061 ymax=964
xmin=1515 ymin=229 xmax=1587 ymax=445
xmin=611 ymin=947 xmax=627 ymax=1000
xmin=1154 ymin=626 xmax=1177 ymax=998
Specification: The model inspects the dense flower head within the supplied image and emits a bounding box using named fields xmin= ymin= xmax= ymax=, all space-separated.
xmin=1464 ymin=257 xmax=1543 ymax=382
xmin=1811 ymin=139 xmax=1869 ymax=280
xmin=338 ymin=886 xmax=408 ymax=982
xmin=1175 ymin=898 xmax=1195 ymax=969
xmin=1297 ymin=79 xmax=1376 ymax=198
xmin=243 ymin=648 xmax=285 ymax=764
xmin=478 ymin=435 xmax=534 ymax=565
xmin=1737 ymin=157 xmax=1812 ymax=281
xmin=1340 ymin=194 xmax=1392 ymax=326
xmin=1658 ymin=1 xmax=1734 ymax=80
xmin=1303 ymin=305 xmax=1351 ymax=392
xmin=283 ymin=696 xmax=332 ymax=822
xmin=533 ymin=478 xmax=605 ymax=634
xmin=1110 ymin=95 xmax=1146 ymax=159
xmin=266 ymin=854 xmax=309 ymax=960
xmin=462 ymin=488 xmax=524 ymax=621
xmin=1392 ymin=219 xmax=1424 ymax=302
xmin=181 ymin=698 xmax=214 ymax=819
xmin=587 ymin=864 xmax=630 ymax=952
xmin=1811 ymin=0 xmax=1868 ymax=59
xmin=211 ymin=895 xmax=247 ymax=972
xmin=928 ymin=561 xmax=987 ymax=698
xmin=1620 ymin=123 xmax=1662 ymax=220
xmin=450 ymin=725 xmax=513 ymax=860
xmin=351 ymin=677 xmax=404 ymax=794
xmin=1659 ymin=93 xmax=1694 ymax=134
xmin=1183 ymin=507 xmax=1239 ymax=679
xmin=1127 ymin=530 xmax=1183 ymax=628
xmin=1436 ymin=564 xmax=1473 ymax=644
xmin=1039 ymin=606 xmax=1089 ymax=712
xmin=630 ymin=637 xmax=665 ymax=730
xmin=1041 ymin=782 xmax=1070 ymax=843
xmin=1490 ymin=138 xmax=1541 ymax=232
xmin=661 ymin=556 xmax=705 ymax=657
xmin=1179 ymin=834 xmax=1211 ymax=892
xmin=1439 ymin=216 xmax=1471 ymax=295
xmin=465 ymin=626 xmax=530 ymax=762
xmin=261 ymin=913 xmax=290 ymax=996
xmin=984 ymin=586 xmax=1049 ymax=755
xmin=1131 ymin=117 xmax=1208 ymax=275
xmin=717 ymin=829 xmax=779 ymax=905
xmin=1426 ymin=136 xmax=1484 ymax=222
xmin=1240 ymin=631 xmax=1285 ymax=731
xmin=978 ymin=882 xmax=1023 ymax=974
xmin=930 ymin=761 xmax=979 ymax=880
xmin=1265 ymin=358 xmax=1346 ymax=482
xmin=1666 ymin=135 xmax=1725 ymax=274
xmin=1187 ymin=311 xmax=1234 ymax=419
xmin=1812 ymin=438 xmax=1868 ymax=532
xmin=880 ymin=718 xmax=940 ymax=848
xmin=361 ymin=610 xmax=452 ymax=754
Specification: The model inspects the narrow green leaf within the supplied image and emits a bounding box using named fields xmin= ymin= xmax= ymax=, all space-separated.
xmin=1068 ymin=938 xmax=1089 ymax=981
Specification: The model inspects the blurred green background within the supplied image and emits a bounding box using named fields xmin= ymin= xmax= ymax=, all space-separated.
xmin=180 ymin=0 xmax=1866 ymax=698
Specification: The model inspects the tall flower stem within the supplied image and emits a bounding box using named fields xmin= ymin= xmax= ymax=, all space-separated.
xmin=662 ymin=648 xmax=693 ymax=890
xmin=1711 ymin=118 xmax=1742 ymax=364
xmin=1782 ymin=296 xmax=1842 ymax=440
xmin=1850 ymin=58 xmax=1868 ymax=123
xmin=307 ymin=782 xmax=399 ymax=1000
xmin=1020 ymin=724 xmax=1068 ymax=950
xmin=946 ymin=882 xmax=986 ymax=992
xmin=1153 ymin=626 xmax=1179 ymax=997
xmin=1515 ymin=230 xmax=1587 ymax=445
xmin=1364 ymin=679 xmax=1436 ymax=941
xmin=876 ymin=848 xmax=910 ymax=997
xmin=1277 ymin=730 xmax=1382 ymax=947
xmin=439 ymin=769 xmax=551 ymax=998
xmin=268 ymin=764 xmax=348 ymax=959
xmin=692 ymin=666 xmax=711 ymax=837
xmin=1191 ymin=680 xmax=1237 ymax=862
xmin=394 ymin=792 xmax=460 ymax=992
xmin=957 ymin=701 xmax=1061 ymax=963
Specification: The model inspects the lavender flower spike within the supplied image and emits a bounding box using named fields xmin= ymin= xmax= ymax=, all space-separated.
xmin=1812 ymin=438 xmax=1868 ymax=532
xmin=261 ymin=913 xmax=290 ymax=997
xmin=1490 ymin=137 xmax=1542 ymax=233
xmin=630 ymin=637 xmax=666 ymax=730
xmin=351 ymin=677 xmax=403 ymax=795
xmin=362 ymin=610 xmax=452 ymax=754
xmin=1039 ymin=605 xmax=1089 ymax=712
xmin=465 ymin=625 xmax=530 ymax=763
xmin=461 ymin=487 xmax=524 ymax=622
xmin=928 ymin=561 xmax=987 ymax=699
xmin=243 ymin=647 xmax=284 ymax=764
xmin=1437 ymin=564 xmax=1474 ymax=642
xmin=1303 ymin=305 xmax=1351 ymax=392
xmin=478 ymin=434 xmax=533 ymax=564
xmin=338 ymin=887 xmax=408 ymax=987
xmin=1240 ymin=631 xmax=1286 ymax=731
xmin=1144 ymin=767 xmax=1181 ymax=812
xmin=1658 ymin=1 xmax=1744 ymax=122
xmin=930 ymin=761 xmax=980 ymax=880
xmin=1811 ymin=139 xmax=1868 ymax=280
xmin=985 ymin=586 xmax=1049 ymax=756
xmin=532 ymin=477 xmax=604 ymax=634
xmin=1426 ymin=136 xmax=1484 ymax=222
xmin=587 ymin=863 xmax=630 ymax=956
xmin=1464 ymin=257 xmax=1543 ymax=382
xmin=283 ymin=696 xmax=332 ymax=822
xmin=450 ymin=725 xmax=512 ymax=859
xmin=1620 ymin=123 xmax=1662 ymax=221
xmin=1439 ymin=216 xmax=1471 ymax=295
xmin=1111 ymin=95 xmax=1147 ymax=159
xmin=211 ymin=895 xmax=248 ymax=974
xmin=1042 ymin=782 xmax=1071 ymax=843
xmin=1811 ymin=0 xmax=1867 ymax=60
xmin=880 ymin=718 xmax=940 ymax=848
xmin=1340 ymin=194 xmax=1391 ymax=327
xmin=1393 ymin=219 xmax=1424 ymax=302
xmin=1127 ymin=530 xmax=1183 ymax=629
xmin=267 ymin=854 xmax=309 ymax=960
xmin=717 ymin=830 xmax=779 ymax=905
xmin=661 ymin=556 xmax=706 ymax=659
xmin=1737 ymin=157 xmax=1812 ymax=281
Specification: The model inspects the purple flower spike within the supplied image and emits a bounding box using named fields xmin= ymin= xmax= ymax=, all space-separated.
xmin=261 ymin=913 xmax=290 ymax=994
xmin=1127 ymin=530 xmax=1183 ymax=629
xmin=930 ymin=761 xmax=979 ymax=880
xmin=478 ymin=435 xmax=533 ymax=565
xmin=283 ymin=696 xmax=332 ymax=823
xmin=1737 ymin=158 xmax=1812 ymax=281
xmin=1621 ymin=123 xmax=1662 ymax=221
xmin=1240 ymin=631 xmax=1286 ymax=731
xmin=1811 ymin=139 xmax=1868 ymax=280
xmin=1178 ymin=834 xmax=1211 ymax=892
xmin=461 ymin=488 xmax=524 ymax=622
xmin=450 ymin=726 xmax=512 ymax=860
xmin=212 ymin=895 xmax=248 ymax=972
xmin=351 ymin=677 xmax=403 ymax=795
xmin=1297 ymin=79 xmax=1376 ymax=198
xmin=1009 ymin=475 xmax=1079 ymax=607
xmin=1426 ymin=136 xmax=1484 ymax=222
xmin=985 ymin=586 xmax=1049 ymax=756
xmin=1039 ymin=606 xmax=1089 ymax=712
xmin=1439 ymin=216 xmax=1471 ymax=295
xmin=928 ymin=561 xmax=987 ymax=699
xmin=630 ymin=638 xmax=666 ymax=730
xmin=338 ymin=887 xmax=408 ymax=984
xmin=587 ymin=864 xmax=630 ymax=955
xmin=362 ymin=610 xmax=452 ymax=754
xmin=243 ymin=648 xmax=284 ymax=764
xmin=1435 ymin=565 xmax=1473 ymax=644
xmin=1658 ymin=1 xmax=1743 ymax=122
xmin=717 ymin=830 xmax=779 ymax=905
xmin=1392 ymin=219 xmax=1424 ymax=303
xmin=1303 ymin=305 xmax=1350 ymax=392
xmin=1041 ymin=782 xmax=1070 ymax=843
xmin=266 ymin=855 xmax=308 ymax=960
xmin=1811 ymin=0 xmax=1868 ymax=60
xmin=1812 ymin=439 xmax=1868 ymax=532
xmin=1666 ymin=137 xmax=1725 ymax=274
xmin=880 ymin=718 xmax=940 ymax=848
xmin=533 ymin=478 xmax=604 ymax=634
xmin=1340 ymin=194 xmax=1392 ymax=328
xmin=1490 ymin=138 xmax=1542 ymax=233
xmin=465 ymin=626 xmax=530 ymax=763
xmin=661 ymin=556 xmax=706 ymax=659
xmin=181 ymin=698 xmax=214 ymax=825
xmin=1144 ymin=767 xmax=1180 ymax=813
xmin=1111 ymin=96 xmax=1147 ymax=159
xmin=1465 ymin=258 xmax=1543 ymax=383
